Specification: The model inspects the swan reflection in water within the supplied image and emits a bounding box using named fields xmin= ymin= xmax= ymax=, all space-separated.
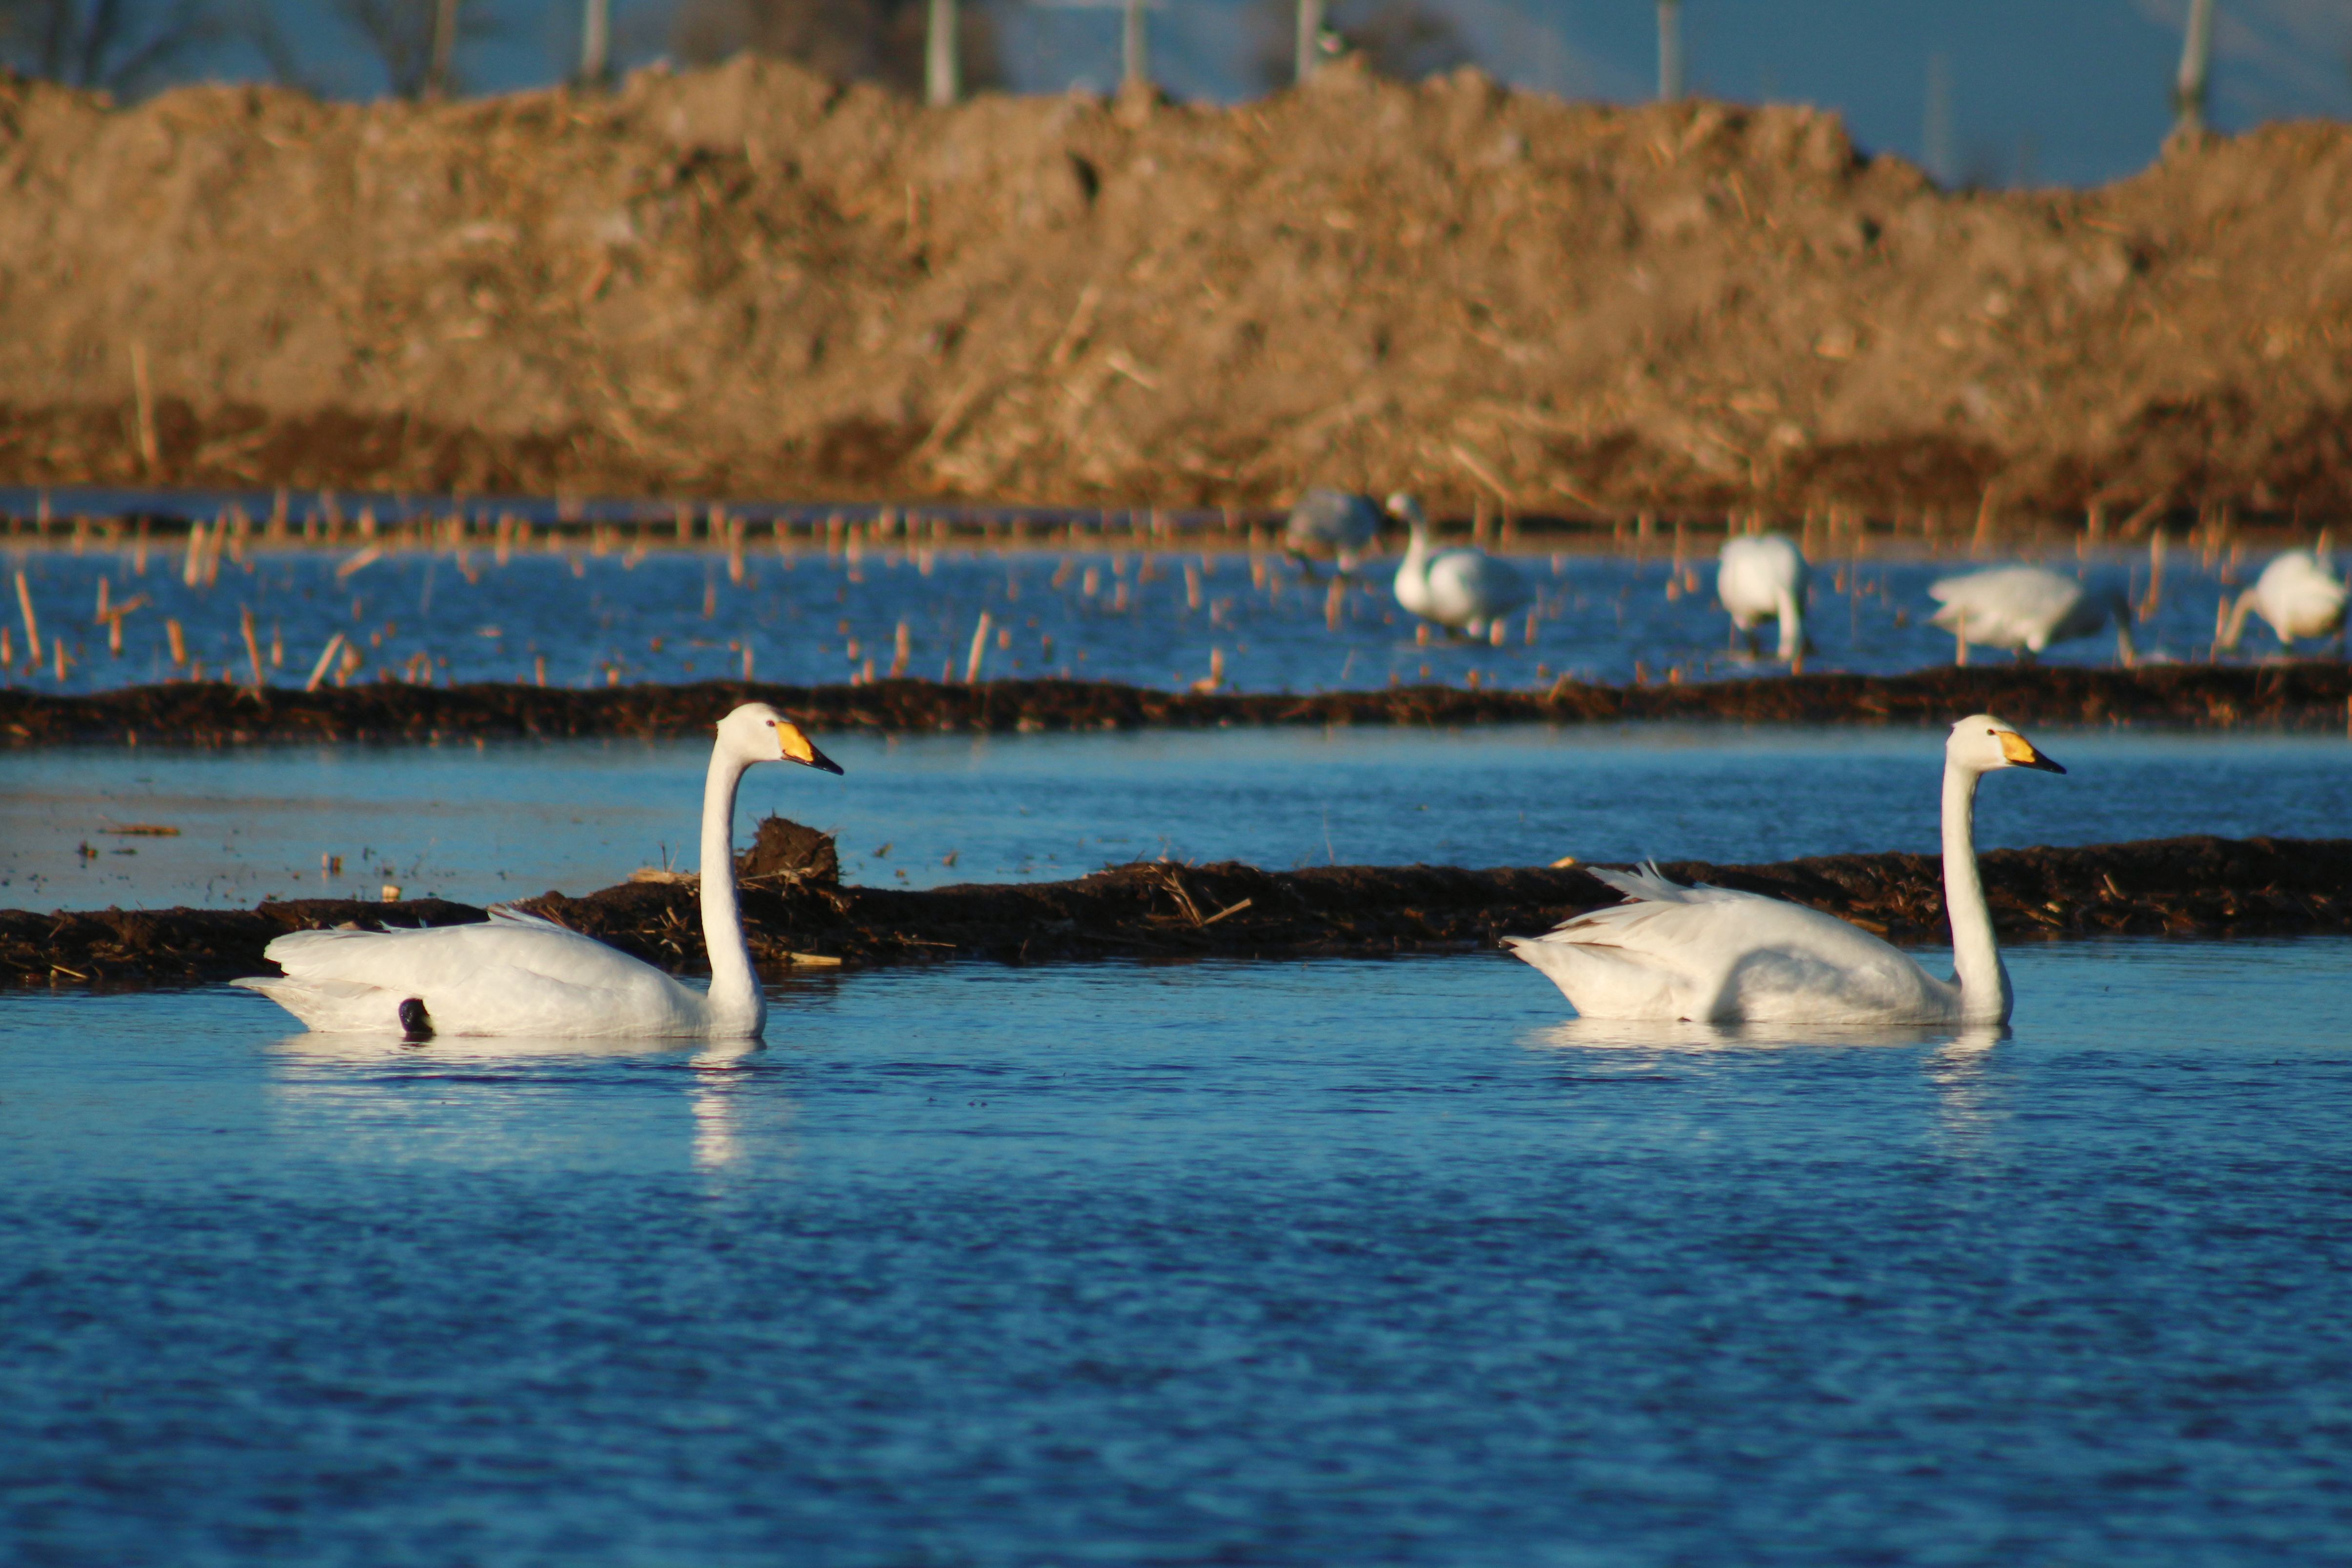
xmin=265 ymin=1032 xmax=787 ymax=1177
xmin=1522 ymin=1018 xmax=2013 ymax=1146
xmin=1523 ymin=1018 xmax=2008 ymax=1055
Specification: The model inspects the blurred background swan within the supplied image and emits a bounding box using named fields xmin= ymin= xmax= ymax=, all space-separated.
xmin=1505 ymin=716 xmax=2066 ymax=1026
xmin=236 ymin=703 xmax=843 ymax=1039
xmin=1386 ymin=492 xmax=1530 ymax=643
xmin=1717 ymin=532 xmax=1811 ymax=669
xmin=1282 ymin=489 xmax=1384 ymax=572
xmin=1927 ymin=566 xmax=2137 ymax=666
xmin=2216 ymin=549 xmax=2347 ymax=655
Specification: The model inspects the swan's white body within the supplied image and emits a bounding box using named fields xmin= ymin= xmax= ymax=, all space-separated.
xmin=1506 ymin=716 xmax=2065 ymax=1026
xmin=2219 ymin=550 xmax=2347 ymax=652
xmin=1927 ymin=566 xmax=2136 ymax=665
xmin=1284 ymin=489 xmax=1383 ymax=569
xmin=1387 ymin=492 xmax=1530 ymax=636
xmin=1717 ymin=533 xmax=1810 ymax=661
xmin=235 ymin=704 xmax=842 ymax=1039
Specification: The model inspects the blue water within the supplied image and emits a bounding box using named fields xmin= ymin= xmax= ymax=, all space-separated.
xmin=1 ymin=541 xmax=2308 ymax=699
xmin=5 ymin=941 xmax=2352 ymax=1565
xmin=5 ymin=726 xmax=2349 ymax=909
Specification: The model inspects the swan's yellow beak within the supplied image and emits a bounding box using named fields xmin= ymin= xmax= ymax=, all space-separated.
xmin=1999 ymin=731 xmax=2065 ymax=773
xmin=776 ymin=722 xmax=844 ymax=775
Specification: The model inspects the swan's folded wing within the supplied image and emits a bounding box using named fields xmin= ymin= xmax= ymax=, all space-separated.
xmin=262 ymin=916 xmax=632 ymax=990
xmin=1511 ymin=875 xmax=1948 ymax=1023
xmin=1926 ymin=568 xmax=2081 ymax=644
xmin=254 ymin=916 xmax=688 ymax=1035
xmin=1429 ymin=550 xmax=1530 ymax=613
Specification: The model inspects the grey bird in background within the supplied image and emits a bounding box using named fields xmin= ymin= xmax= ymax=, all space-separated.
xmin=1284 ymin=489 xmax=1384 ymax=573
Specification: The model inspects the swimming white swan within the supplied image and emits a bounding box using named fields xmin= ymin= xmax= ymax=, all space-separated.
xmin=1505 ymin=715 xmax=2065 ymax=1025
xmin=1717 ymin=532 xmax=1810 ymax=665
xmin=2217 ymin=550 xmax=2347 ymax=654
xmin=1388 ymin=492 xmax=1530 ymax=638
xmin=1927 ymin=566 xmax=2136 ymax=666
xmin=235 ymin=703 xmax=843 ymax=1039
xmin=1284 ymin=489 xmax=1384 ymax=570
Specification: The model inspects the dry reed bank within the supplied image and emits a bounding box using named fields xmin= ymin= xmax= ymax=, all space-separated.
xmin=9 ymin=834 xmax=2348 ymax=986
xmin=4 ymin=57 xmax=2351 ymax=515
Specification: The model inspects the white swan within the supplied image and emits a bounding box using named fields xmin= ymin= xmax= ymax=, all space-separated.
xmin=1387 ymin=492 xmax=1530 ymax=638
xmin=1284 ymin=489 xmax=1384 ymax=570
xmin=1927 ymin=566 xmax=2136 ymax=666
xmin=2217 ymin=550 xmax=2347 ymax=654
xmin=1717 ymin=532 xmax=1810 ymax=665
xmin=234 ymin=703 xmax=843 ymax=1039
xmin=1505 ymin=715 xmax=2065 ymax=1025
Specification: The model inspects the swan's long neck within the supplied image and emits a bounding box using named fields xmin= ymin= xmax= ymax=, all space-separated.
xmin=698 ymin=747 xmax=764 ymax=1038
xmin=1940 ymin=757 xmax=2010 ymax=1023
xmin=2220 ymin=590 xmax=2255 ymax=652
xmin=1775 ymin=587 xmax=1804 ymax=660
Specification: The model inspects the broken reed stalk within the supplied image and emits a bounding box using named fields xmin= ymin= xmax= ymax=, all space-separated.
xmin=13 ymin=570 xmax=39 ymax=663
xmin=965 ymin=611 xmax=992 ymax=684
xmin=240 ymin=607 xmax=264 ymax=692
xmin=304 ymin=632 xmax=346 ymax=693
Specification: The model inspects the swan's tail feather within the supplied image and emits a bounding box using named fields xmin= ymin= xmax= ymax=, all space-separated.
xmin=1587 ymin=861 xmax=1699 ymax=905
xmin=231 ymin=974 xmax=397 ymax=1033
xmin=485 ymin=904 xmax=574 ymax=933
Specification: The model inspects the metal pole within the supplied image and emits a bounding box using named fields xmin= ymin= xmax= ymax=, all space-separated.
xmin=1656 ymin=0 xmax=1682 ymax=102
xmin=2173 ymin=0 xmax=2214 ymax=137
xmin=1923 ymin=51 xmax=1955 ymax=185
xmin=926 ymin=0 xmax=961 ymax=105
xmin=1296 ymin=0 xmax=1324 ymax=85
xmin=579 ymin=0 xmax=609 ymax=85
xmin=427 ymin=0 xmax=459 ymax=97
xmin=1123 ymin=0 xmax=1148 ymax=90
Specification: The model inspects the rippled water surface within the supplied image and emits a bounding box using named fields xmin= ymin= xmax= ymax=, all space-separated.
xmin=2 ymin=542 xmax=2311 ymax=698
xmin=5 ymin=726 xmax=2348 ymax=907
xmin=6 ymin=941 xmax=2352 ymax=1566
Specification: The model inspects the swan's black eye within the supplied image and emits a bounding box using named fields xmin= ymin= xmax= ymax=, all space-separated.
xmin=1986 ymin=728 xmax=1996 ymax=735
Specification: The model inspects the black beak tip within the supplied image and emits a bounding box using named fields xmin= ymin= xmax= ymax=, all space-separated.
xmin=811 ymin=755 xmax=845 ymax=776
xmin=2037 ymin=757 xmax=2067 ymax=775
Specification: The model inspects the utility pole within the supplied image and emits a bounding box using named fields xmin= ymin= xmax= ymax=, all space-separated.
xmin=2173 ymin=0 xmax=2215 ymax=139
xmin=579 ymin=0 xmax=610 ymax=86
xmin=1123 ymin=0 xmax=1148 ymax=90
xmin=1296 ymin=0 xmax=1324 ymax=85
xmin=426 ymin=0 xmax=459 ymax=97
xmin=926 ymin=0 xmax=961 ymax=105
xmin=1656 ymin=0 xmax=1683 ymax=102
xmin=1923 ymin=51 xmax=1955 ymax=185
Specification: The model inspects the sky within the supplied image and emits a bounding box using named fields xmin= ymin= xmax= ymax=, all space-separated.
xmin=75 ymin=0 xmax=2352 ymax=190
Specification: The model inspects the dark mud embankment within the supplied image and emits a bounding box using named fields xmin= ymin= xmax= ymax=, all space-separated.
xmin=9 ymin=835 xmax=2347 ymax=989
xmin=5 ymin=665 xmax=2352 ymax=746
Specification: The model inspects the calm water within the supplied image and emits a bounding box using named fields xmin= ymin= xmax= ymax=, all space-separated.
xmin=1 ymin=542 xmax=2307 ymax=699
xmin=4 ymin=726 xmax=2349 ymax=909
xmin=5 ymin=941 xmax=2352 ymax=1565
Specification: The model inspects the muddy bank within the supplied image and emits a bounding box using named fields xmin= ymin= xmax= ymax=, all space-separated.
xmin=4 ymin=665 xmax=2350 ymax=747
xmin=8 ymin=835 xmax=2345 ymax=989
xmin=7 ymin=60 xmax=2352 ymax=515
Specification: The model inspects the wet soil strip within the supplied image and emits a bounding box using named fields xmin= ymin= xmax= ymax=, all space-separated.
xmin=5 ymin=666 xmax=2352 ymax=747
xmin=10 ymin=835 xmax=2345 ymax=988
